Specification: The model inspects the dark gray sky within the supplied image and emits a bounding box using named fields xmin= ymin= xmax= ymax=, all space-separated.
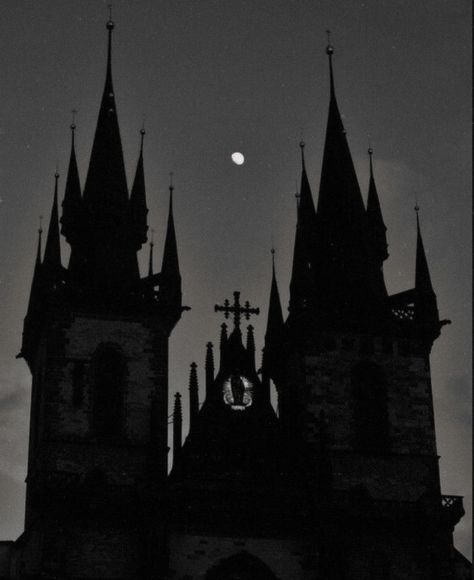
xmin=0 ymin=0 xmax=471 ymax=558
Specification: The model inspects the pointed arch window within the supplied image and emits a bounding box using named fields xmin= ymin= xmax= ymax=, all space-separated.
xmin=93 ymin=345 xmax=127 ymax=440
xmin=351 ymin=362 xmax=390 ymax=455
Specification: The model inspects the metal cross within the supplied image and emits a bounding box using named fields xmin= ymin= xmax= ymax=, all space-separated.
xmin=214 ymin=291 xmax=259 ymax=329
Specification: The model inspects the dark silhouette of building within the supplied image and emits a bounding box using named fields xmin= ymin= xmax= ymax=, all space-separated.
xmin=0 ymin=19 xmax=471 ymax=580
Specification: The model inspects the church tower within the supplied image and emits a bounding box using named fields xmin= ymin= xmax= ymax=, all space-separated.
xmin=17 ymin=18 xmax=182 ymax=579
xmin=263 ymin=41 xmax=465 ymax=579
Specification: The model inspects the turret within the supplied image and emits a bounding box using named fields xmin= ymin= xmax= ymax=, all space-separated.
xmin=287 ymin=38 xmax=390 ymax=333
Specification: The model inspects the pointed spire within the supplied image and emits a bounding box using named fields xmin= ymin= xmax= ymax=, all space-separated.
xmin=26 ymin=222 xmax=43 ymax=314
xmin=83 ymin=14 xmax=128 ymax=213
xmin=366 ymin=147 xmax=388 ymax=263
xmin=130 ymin=126 xmax=148 ymax=249
xmin=289 ymin=199 xmax=313 ymax=315
xmin=61 ymin=112 xmax=83 ymax=243
xmin=205 ymin=342 xmax=215 ymax=400
xmin=219 ymin=323 xmax=228 ymax=368
xmin=189 ymin=362 xmax=199 ymax=432
xmin=172 ymin=392 xmax=182 ymax=467
xmin=160 ymin=173 xmax=182 ymax=310
xmin=148 ymin=229 xmax=154 ymax=277
xmin=263 ymin=249 xmax=285 ymax=378
xmin=246 ymin=325 xmax=256 ymax=374
xmin=298 ymin=140 xmax=317 ymax=229
xmin=43 ymin=172 xmax=62 ymax=282
xmin=317 ymin=35 xmax=365 ymax=223
xmin=414 ymin=206 xmax=439 ymax=330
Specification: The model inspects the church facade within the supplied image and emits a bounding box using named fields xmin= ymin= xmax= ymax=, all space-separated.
xmin=0 ymin=18 xmax=470 ymax=580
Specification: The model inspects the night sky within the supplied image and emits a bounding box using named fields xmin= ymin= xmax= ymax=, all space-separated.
xmin=0 ymin=0 xmax=471 ymax=558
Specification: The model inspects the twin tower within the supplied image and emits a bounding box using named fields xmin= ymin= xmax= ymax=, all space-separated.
xmin=9 ymin=18 xmax=467 ymax=580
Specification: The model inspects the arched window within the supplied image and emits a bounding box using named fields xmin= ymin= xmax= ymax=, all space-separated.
xmin=351 ymin=362 xmax=390 ymax=455
xmin=93 ymin=345 xmax=127 ymax=440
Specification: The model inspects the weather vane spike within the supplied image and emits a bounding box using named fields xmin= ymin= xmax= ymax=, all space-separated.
xmin=214 ymin=291 xmax=259 ymax=329
xmin=71 ymin=108 xmax=77 ymax=130
xmin=326 ymin=29 xmax=334 ymax=55
xmin=169 ymin=171 xmax=174 ymax=190
xmin=140 ymin=116 xmax=146 ymax=135
xmin=107 ymin=4 xmax=114 ymax=29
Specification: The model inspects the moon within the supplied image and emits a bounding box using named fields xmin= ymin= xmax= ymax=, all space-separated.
xmin=231 ymin=152 xmax=245 ymax=165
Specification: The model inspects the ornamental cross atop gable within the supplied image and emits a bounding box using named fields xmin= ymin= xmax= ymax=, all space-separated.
xmin=214 ymin=291 xmax=260 ymax=329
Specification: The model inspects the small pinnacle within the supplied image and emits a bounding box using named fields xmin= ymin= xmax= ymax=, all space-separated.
xmin=70 ymin=109 xmax=77 ymax=131
xmin=175 ymin=392 xmax=181 ymax=399
xmin=368 ymin=147 xmax=373 ymax=156
xmin=299 ymin=140 xmax=305 ymax=150
xmin=39 ymin=215 xmax=43 ymax=234
xmin=271 ymin=247 xmax=275 ymax=256
xmin=169 ymin=171 xmax=174 ymax=190
xmin=191 ymin=362 xmax=197 ymax=369
xmin=150 ymin=228 xmax=155 ymax=245
xmin=414 ymin=204 xmax=420 ymax=213
xmin=54 ymin=167 xmax=59 ymax=179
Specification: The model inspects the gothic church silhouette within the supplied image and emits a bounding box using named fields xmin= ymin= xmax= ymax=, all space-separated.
xmin=0 ymin=18 xmax=470 ymax=580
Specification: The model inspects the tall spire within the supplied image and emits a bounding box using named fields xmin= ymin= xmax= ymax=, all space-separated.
xmin=160 ymin=173 xmax=182 ymax=311
xmin=263 ymin=249 xmax=285 ymax=379
xmin=83 ymin=15 xmax=128 ymax=214
xmin=148 ymin=229 xmax=154 ymax=277
xmin=189 ymin=362 xmax=199 ymax=432
xmin=366 ymin=147 xmax=388 ymax=263
xmin=205 ymin=342 xmax=215 ymax=400
xmin=298 ymin=140 xmax=317 ymax=230
xmin=414 ymin=206 xmax=439 ymax=331
xmin=130 ymin=126 xmax=148 ymax=249
xmin=317 ymin=35 xmax=365 ymax=223
xmin=26 ymin=223 xmax=43 ymax=314
xmin=61 ymin=113 xmax=82 ymax=244
xmin=246 ymin=325 xmax=256 ymax=374
xmin=42 ymin=172 xmax=62 ymax=282
xmin=172 ymin=392 xmax=182 ymax=468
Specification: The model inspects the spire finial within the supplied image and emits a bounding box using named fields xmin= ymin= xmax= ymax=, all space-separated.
xmin=139 ymin=123 xmax=146 ymax=152
xmin=55 ymin=165 xmax=59 ymax=180
xmin=107 ymin=4 xmax=114 ymax=30
xmin=39 ymin=215 xmax=43 ymax=235
xmin=299 ymin=139 xmax=306 ymax=169
xmin=150 ymin=227 xmax=155 ymax=246
xmin=325 ymin=29 xmax=335 ymax=98
xmin=169 ymin=171 xmax=174 ymax=192
xmin=368 ymin=143 xmax=374 ymax=177
xmin=71 ymin=109 xmax=77 ymax=131
xmin=325 ymin=29 xmax=334 ymax=55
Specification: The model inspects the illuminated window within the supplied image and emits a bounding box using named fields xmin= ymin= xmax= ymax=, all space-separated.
xmin=222 ymin=374 xmax=253 ymax=410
